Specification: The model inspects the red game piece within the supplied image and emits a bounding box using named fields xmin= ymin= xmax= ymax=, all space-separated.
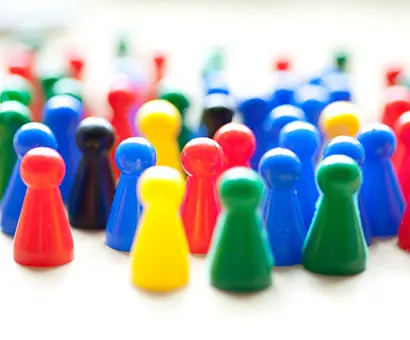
xmin=385 ymin=65 xmax=403 ymax=87
xmin=181 ymin=138 xmax=223 ymax=255
xmin=147 ymin=52 xmax=167 ymax=101
xmin=381 ymin=86 xmax=410 ymax=130
xmin=395 ymin=112 xmax=410 ymax=200
xmin=14 ymin=147 xmax=74 ymax=267
xmin=398 ymin=200 xmax=410 ymax=250
xmin=275 ymin=57 xmax=290 ymax=72
xmin=67 ymin=51 xmax=85 ymax=80
xmin=213 ymin=122 xmax=256 ymax=174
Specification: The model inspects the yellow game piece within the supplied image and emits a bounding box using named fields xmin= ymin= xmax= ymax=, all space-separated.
xmin=136 ymin=100 xmax=182 ymax=173
xmin=320 ymin=101 xmax=361 ymax=140
xmin=130 ymin=166 xmax=189 ymax=292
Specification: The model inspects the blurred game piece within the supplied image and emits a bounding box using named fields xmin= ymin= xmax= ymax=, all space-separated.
xmin=0 ymin=123 xmax=57 ymax=236
xmin=323 ymin=72 xmax=352 ymax=103
xmin=137 ymin=100 xmax=183 ymax=173
xmin=333 ymin=50 xmax=349 ymax=73
xmin=0 ymin=101 xmax=31 ymax=199
xmin=270 ymin=71 xmax=298 ymax=109
xmin=202 ymin=47 xmax=225 ymax=79
xmin=295 ymin=83 xmax=329 ymax=126
xmin=385 ymin=65 xmax=402 ymax=87
xmin=0 ymin=74 xmax=33 ymax=107
xmin=238 ymin=97 xmax=270 ymax=169
xmin=396 ymin=112 xmax=410 ymax=200
xmin=43 ymin=95 xmax=82 ymax=203
xmin=303 ymin=155 xmax=367 ymax=275
xmin=68 ymin=117 xmax=116 ymax=229
xmin=67 ymin=51 xmax=85 ymax=80
xmin=274 ymin=56 xmax=290 ymax=71
xmin=148 ymin=52 xmax=167 ymax=100
xmin=106 ymin=137 xmax=156 ymax=252
xmin=130 ymin=166 xmax=189 ymax=292
xmin=14 ymin=147 xmax=74 ymax=267
xmin=213 ymin=122 xmax=255 ymax=173
xmin=259 ymin=148 xmax=306 ymax=266
xmin=208 ymin=167 xmax=273 ymax=292
xmin=39 ymin=66 xmax=66 ymax=100
xmin=116 ymin=34 xmax=130 ymax=57
xmin=181 ymin=138 xmax=223 ymax=254
xmin=358 ymin=123 xmax=405 ymax=237
xmin=265 ymin=104 xmax=305 ymax=150
xmin=322 ymin=136 xmax=372 ymax=245
xmin=381 ymin=85 xmax=410 ymax=130
xmin=279 ymin=121 xmax=320 ymax=228
xmin=52 ymin=77 xmax=83 ymax=104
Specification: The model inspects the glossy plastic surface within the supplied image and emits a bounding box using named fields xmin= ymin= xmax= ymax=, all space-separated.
xmin=381 ymin=86 xmax=410 ymax=130
xmin=270 ymin=71 xmax=298 ymax=109
xmin=0 ymin=74 xmax=33 ymax=107
xmin=294 ymin=83 xmax=329 ymax=126
xmin=52 ymin=77 xmax=83 ymax=103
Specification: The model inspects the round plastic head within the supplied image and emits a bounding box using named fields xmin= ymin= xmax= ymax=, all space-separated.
xmin=396 ymin=112 xmax=410 ymax=147
xmin=52 ymin=77 xmax=83 ymax=102
xmin=0 ymin=101 xmax=31 ymax=125
xmin=0 ymin=74 xmax=33 ymax=106
xmin=76 ymin=117 xmax=114 ymax=153
xmin=385 ymin=65 xmax=402 ymax=87
xmin=334 ymin=50 xmax=349 ymax=72
xmin=279 ymin=121 xmax=320 ymax=158
xmin=320 ymin=101 xmax=360 ymax=139
xmin=259 ymin=148 xmax=301 ymax=189
xmin=115 ymin=137 xmax=156 ymax=175
xmin=323 ymin=136 xmax=365 ymax=166
xmin=181 ymin=138 xmax=223 ymax=177
xmin=316 ymin=154 xmax=361 ymax=197
xmin=158 ymin=82 xmax=190 ymax=116
xmin=43 ymin=95 xmax=83 ymax=130
xmin=275 ymin=57 xmax=290 ymax=71
xmin=137 ymin=99 xmax=181 ymax=138
xmin=14 ymin=122 xmax=57 ymax=158
xmin=219 ymin=167 xmax=264 ymax=210
xmin=213 ymin=123 xmax=256 ymax=165
xmin=107 ymin=76 xmax=134 ymax=112
xmin=294 ymin=84 xmax=329 ymax=125
xmin=383 ymin=86 xmax=410 ymax=128
xmin=68 ymin=51 xmax=84 ymax=78
xmin=138 ymin=166 xmax=185 ymax=207
xmin=265 ymin=104 xmax=305 ymax=140
xmin=238 ymin=97 xmax=269 ymax=126
xmin=358 ymin=123 xmax=396 ymax=160
xmin=21 ymin=147 xmax=66 ymax=189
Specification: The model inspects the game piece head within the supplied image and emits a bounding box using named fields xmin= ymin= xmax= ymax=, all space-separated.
xmin=138 ymin=165 xmax=185 ymax=207
xmin=213 ymin=123 xmax=256 ymax=164
xmin=320 ymin=101 xmax=360 ymax=139
xmin=68 ymin=51 xmax=84 ymax=78
xmin=279 ymin=121 xmax=320 ymax=158
xmin=238 ymin=97 xmax=269 ymax=124
xmin=115 ymin=137 xmax=156 ymax=175
xmin=322 ymin=136 xmax=365 ymax=166
xmin=358 ymin=123 xmax=396 ymax=160
xmin=259 ymin=148 xmax=301 ymax=189
xmin=396 ymin=111 xmax=410 ymax=146
xmin=385 ymin=65 xmax=402 ymax=87
xmin=76 ymin=117 xmax=115 ymax=153
xmin=275 ymin=57 xmax=290 ymax=71
xmin=382 ymin=86 xmax=410 ymax=126
xmin=14 ymin=122 xmax=57 ymax=158
xmin=39 ymin=65 xmax=66 ymax=99
xmin=153 ymin=52 xmax=166 ymax=69
xmin=316 ymin=154 xmax=361 ymax=196
xmin=117 ymin=34 xmax=130 ymax=57
xmin=323 ymin=72 xmax=351 ymax=101
xmin=334 ymin=50 xmax=349 ymax=72
xmin=52 ymin=77 xmax=83 ymax=102
xmin=158 ymin=86 xmax=190 ymax=116
xmin=0 ymin=74 xmax=33 ymax=106
xmin=219 ymin=167 xmax=264 ymax=209
xmin=181 ymin=138 xmax=223 ymax=177
xmin=43 ymin=95 xmax=83 ymax=129
xmin=107 ymin=77 xmax=134 ymax=112
xmin=137 ymin=99 xmax=181 ymax=137
xmin=0 ymin=100 xmax=31 ymax=125
xmin=294 ymin=84 xmax=329 ymax=125
xmin=20 ymin=147 xmax=65 ymax=189
xmin=265 ymin=104 xmax=305 ymax=138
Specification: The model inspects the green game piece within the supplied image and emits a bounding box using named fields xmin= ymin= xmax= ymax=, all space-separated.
xmin=52 ymin=77 xmax=83 ymax=103
xmin=208 ymin=167 xmax=273 ymax=293
xmin=202 ymin=47 xmax=225 ymax=78
xmin=302 ymin=155 xmax=368 ymax=276
xmin=39 ymin=66 xmax=66 ymax=100
xmin=0 ymin=101 xmax=31 ymax=198
xmin=117 ymin=35 xmax=130 ymax=57
xmin=334 ymin=50 xmax=349 ymax=73
xmin=0 ymin=75 xmax=33 ymax=107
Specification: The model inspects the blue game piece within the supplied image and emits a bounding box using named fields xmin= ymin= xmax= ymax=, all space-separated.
xmin=238 ymin=97 xmax=270 ymax=170
xmin=270 ymin=71 xmax=299 ymax=109
xmin=322 ymin=136 xmax=372 ymax=245
xmin=295 ymin=84 xmax=329 ymax=126
xmin=264 ymin=104 xmax=305 ymax=150
xmin=43 ymin=95 xmax=82 ymax=203
xmin=323 ymin=72 xmax=352 ymax=103
xmin=358 ymin=123 xmax=405 ymax=237
xmin=259 ymin=148 xmax=306 ymax=266
xmin=0 ymin=122 xmax=57 ymax=236
xmin=203 ymin=70 xmax=230 ymax=95
xmin=106 ymin=137 xmax=156 ymax=252
xmin=279 ymin=121 xmax=320 ymax=229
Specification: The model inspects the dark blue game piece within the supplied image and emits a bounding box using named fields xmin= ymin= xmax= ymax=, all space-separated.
xmin=295 ymin=84 xmax=329 ymax=126
xmin=68 ymin=117 xmax=116 ymax=230
xmin=322 ymin=136 xmax=372 ymax=245
xmin=259 ymin=148 xmax=306 ymax=266
xmin=0 ymin=122 xmax=57 ymax=236
xmin=106 ymin=137 xmax=156 ymax=251
xmin=358 ymin=123 xmax=405 ymax=237
xmin=323 ymin=72 xmax=352 ymax=103
xmin=238 ymin=97 xmax=270 ymax=170
xmin=264 ymin=104 xmax=305 ymax=150
xmin=270 ymin=71 xmax=299 ymax=109
xmin=43 ymin=95 xmax=82 ymax=203
xmin=279 ymin=121 xmax=320 ymax=229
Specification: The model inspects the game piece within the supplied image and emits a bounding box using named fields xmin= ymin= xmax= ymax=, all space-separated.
xmin=334 ymin=50 xmax=349 ymax=72
xmin=52 ymin=77 xmax=83 ymax=103
xmin=137 ymin=100 xmax=182 ymax=173
xmin=106 ymin=137 xmax=156 ymax=252
xmin=39 ymin=66 xmax=66 ymax=100
xmin=208 ymin=167 xmax=273 ymax=292
xmin=202 ymin=47 xmax=225 ymax=79
xmin=396 ymin=112 xmax=410 ymax=199
xmin=200 ymin=92 xmax=234 ymax=138
xmin=358 ymin=123 xmax=405 ymax=237
xmin=238 ymin=97 xmax=270 ymax=169
xmin=181 ymin=138 xmax=223 ymax=254
xmin=385 ymin=65 xmax=402 ymax=87
xmin=203 ymin=71 xmax=230 ymax=95
xmin=303 ymin=155 xmax=367 ymax=275
xmin=265 ymin=104 xmax=305 ymax=149
xmin=213 ymin=122 xmax=255 ymax=173
xmin=294 ymin=83 xmax=329 ymax=126
xmin=381 ymin=85 xmax=410 ymax=130
xmin=14 ymin=147 xmax=74 ymax=267
xmin=0 ymin=123 xmax=57 ymax=236
xmin=274 ymin=57 xmax=290 ymax=71
xmin=270 ymin=71 xmax=298 ymax=109
xmin=0 ymin=74 xmax=33 ymax=107
xmin=279 ymin=121 xmax=320 ymax=228
xmin=67 ymin=51 xmax=85 ymax=80
xmin=43 ymin=95 xmax=82 ymax=203
xmin=130 ymin=166 xmax=189 ymax=292
xmin=0 ymin=101 xmax=31 ymax=199
xmin=259 ymin=148 xmax=306 ymax=266
xmin=320 ymin=101 xmax=360 ymax=142
xmin=324 ymin=72 xmax=352 ymax=103
xmin=68 ymin=117 xmax=116 ymax=229
xmin=322 ymin=136 xmax=372 ymax=245
xmin=153 ymin=52 xmax=166 ymax=85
